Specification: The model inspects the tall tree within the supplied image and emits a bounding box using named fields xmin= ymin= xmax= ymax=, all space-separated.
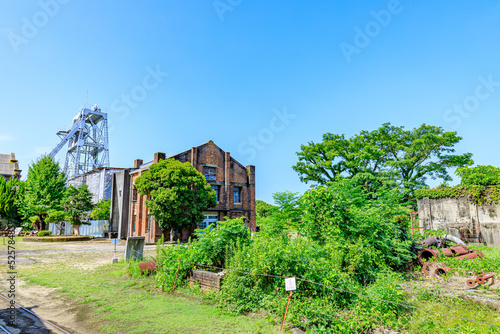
xmin=293 ymin=123 xmax=473 ymax=201
xmin=0 ymin=178 xmax=24 ymax=227
xmin=22 ymin=155 xmax=67 ymax=231
xmin=135 ymin=158 xmax=217 ymax=240
xmin=63 ymin=185 xmax=94 ymax=236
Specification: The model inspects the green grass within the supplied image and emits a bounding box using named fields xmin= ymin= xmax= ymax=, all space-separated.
xmin=401 ymin=294 xmax=500 ymax=333
xmin=0 ymin=236 xmax=62 ymax=250
xmin=18 ymin=258 xmax=280 ymax=333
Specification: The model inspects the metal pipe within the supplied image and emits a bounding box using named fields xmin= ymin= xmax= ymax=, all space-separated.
xmin=456 ymin=252 xmax=479 ymax=260
xmin=477 ymin=274 xmax=495 ymax=285
xmin=418 ymin=248 xmax=441 ymax=265
xmin=435 ymin=267 xmax=451 ymax=276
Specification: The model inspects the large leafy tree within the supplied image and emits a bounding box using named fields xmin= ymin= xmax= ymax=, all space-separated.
xmin=293 ymin=123 xmax=473 ymax=202
xmin=63 ymin=185 xmax=94 ymax=236
xmin=0 ymin=178 xmax=24 ymax=227
xmin=22 ymin=155 xmax=67 ymax=231
xmin=134 ymin=158 xmax=217 ymax=240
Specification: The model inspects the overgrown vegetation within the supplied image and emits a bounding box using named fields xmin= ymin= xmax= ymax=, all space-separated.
xmin=149 ymin=124 xmax=500 ymax=333
xmin=415 ymin=165 xmax=500 ymax=205
xmin=153 ymin=179 xmax=418 ymax=332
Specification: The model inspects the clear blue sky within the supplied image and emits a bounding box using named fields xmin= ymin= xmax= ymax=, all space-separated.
xmin=1 ymin=1 xmax=500 ymax=204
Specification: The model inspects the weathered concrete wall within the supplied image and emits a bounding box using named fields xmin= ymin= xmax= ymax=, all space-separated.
xmin=417 ymin=196 xmax=500 ymax=247
xmin=110 ymin=169 xmax=131 ymax=239
xmin=124 ymin=236 xmax=145 ymax=261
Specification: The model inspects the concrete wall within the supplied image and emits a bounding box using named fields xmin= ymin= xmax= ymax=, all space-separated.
xmin=109 ymin=169 xmax=131 ymax=239
xmin=48 ymin=220 xmax=109 ymax=237
xmin=417 ymin=196 xmax=500 ymax=247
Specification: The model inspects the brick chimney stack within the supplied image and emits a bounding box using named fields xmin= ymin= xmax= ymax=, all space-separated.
xmin=154 ymin=152 xmax=166 ymax=164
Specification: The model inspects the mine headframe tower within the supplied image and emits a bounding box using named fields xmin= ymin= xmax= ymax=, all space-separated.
xmin=50 ymin=105 xmax=109 ymax=181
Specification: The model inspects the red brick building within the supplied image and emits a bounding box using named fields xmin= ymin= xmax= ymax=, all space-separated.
xmin=129 ymin=141 xmax=256 ymax=243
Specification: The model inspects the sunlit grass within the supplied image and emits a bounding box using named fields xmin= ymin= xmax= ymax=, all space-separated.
xmin=19 ymin=258 xmax=279 ymax=333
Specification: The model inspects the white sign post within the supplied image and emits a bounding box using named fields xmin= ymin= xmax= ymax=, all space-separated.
xmin=281 ymin=276 xmax=296 ymax=330
xmin=285 ymin=277 xmax=296 ymax=291
xmin=112 ymin=239 xmax=119 ymax=263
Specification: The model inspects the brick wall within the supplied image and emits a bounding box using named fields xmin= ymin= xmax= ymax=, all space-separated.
xmin=129 ymin=140 xmax=256 ymax=243
xmin=188 ymin=270 xmax=223 ymax=291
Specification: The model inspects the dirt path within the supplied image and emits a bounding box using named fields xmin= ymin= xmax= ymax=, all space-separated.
xmin=0 ymin=239 xmax=157 ymax=333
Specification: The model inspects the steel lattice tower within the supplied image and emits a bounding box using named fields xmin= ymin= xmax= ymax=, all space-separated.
xmin=50 ymin=105 xmax=109 ymax=181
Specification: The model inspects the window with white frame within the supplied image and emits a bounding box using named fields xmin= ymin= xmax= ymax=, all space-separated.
xmin=199 ymin=214 xmax=219 ymax=230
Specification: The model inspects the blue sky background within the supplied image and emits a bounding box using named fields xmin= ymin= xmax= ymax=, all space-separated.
xmin=1 ymin=0 xmax=500 ymax=204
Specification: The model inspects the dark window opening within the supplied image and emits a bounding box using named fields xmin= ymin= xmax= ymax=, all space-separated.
xmin=233 ymin=187 xmax=241 ymax=203
xmin=211 ymin=185 xmax=219 ymax=202
xmin=203 ymin=167 xmax=217 ymax=181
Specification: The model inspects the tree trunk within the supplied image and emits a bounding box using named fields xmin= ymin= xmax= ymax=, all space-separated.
xmin=73 ymin=225 xmax=80 ymax=236
xmin=170 ymin=227 xmax=174 ymax=242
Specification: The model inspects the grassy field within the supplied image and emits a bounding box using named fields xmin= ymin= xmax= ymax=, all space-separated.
xmin=11 ymin=240 xmax=500 ymax=333
xmin=18 ymin=258 xmax=280 ymax=333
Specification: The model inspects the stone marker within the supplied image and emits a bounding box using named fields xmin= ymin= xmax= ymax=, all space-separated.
xmin=125 ymin=236 xmax=145 ymax=261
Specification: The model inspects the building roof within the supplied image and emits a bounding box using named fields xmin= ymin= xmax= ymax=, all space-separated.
xmin=131 ymin=140 xmax=250 ymax=174
xmin=0 ymin=153 xmax=21 ymax=178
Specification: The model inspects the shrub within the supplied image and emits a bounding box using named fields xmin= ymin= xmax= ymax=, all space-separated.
xmin=38 ymin=230 xmax=52 ymax=237
xmin=155 ymin=218 xmax=250 ymax=291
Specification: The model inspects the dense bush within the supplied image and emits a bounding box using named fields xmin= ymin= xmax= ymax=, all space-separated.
xmin=153 ymin=183 xmax=415 ymax=332
xmin=155 ymin=218 xmax=250 ymax=290
xmin=37 ymin=230 xmax=52 ymax=237
xmin=300 ymin=179 xmax=413 ymax=283
xmin=218 ymin=231 xmax=410 ymax=332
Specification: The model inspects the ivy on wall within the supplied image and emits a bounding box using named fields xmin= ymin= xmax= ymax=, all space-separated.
xmin=415 ymin=185 xmax=500 ymax=206
xmin=415 ymin=165 xmax=500 ymax=205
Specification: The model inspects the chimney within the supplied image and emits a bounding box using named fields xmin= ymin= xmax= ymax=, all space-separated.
xmin=154 ymin=152 xmax=166 ymax=164
xmin=246 ymin=165 xmax=255 ymax=185
xmin=134 ymin=159 xmax=143 ymax=169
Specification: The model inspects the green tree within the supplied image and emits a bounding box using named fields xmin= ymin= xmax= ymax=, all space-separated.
xmin=135 ymin=158 xmax=216 ymax=240
xmin=22 ymin=155 xmax=67 ymax=231
xmin=29 ymin=204 xmax=49 ymax=232
xmin=63 ymin=185 xmax=94 ymax=236
xmin=46 ymin=210 xmax=67 ymax=235
xmin=456 ymin=165 xmax=500 ymax=186
xmin=272 ymin=191 xmax=302 ymax=230
xmin=255 ymin=200 xmax=277 ymax=218
xmin=0 ymin=178 xmax=24 ymax=227
xmin=293 ymin=123 xmax=473 ymax=202
xmin=91 ymin=198 xmax=111 ymax=220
